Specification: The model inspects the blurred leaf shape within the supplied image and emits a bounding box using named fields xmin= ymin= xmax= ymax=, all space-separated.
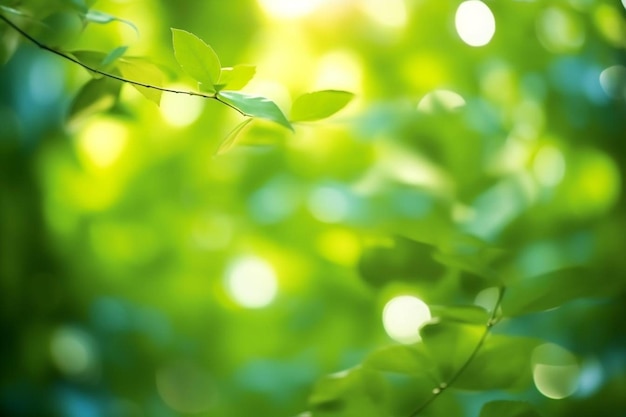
xmin=218 ymin=91 xmax=292 ymax=131
xmin=420 ymin=322 xmax=484 ymax=381
xmin=501 ymin=267 xmax=615 ymax=317
xmin=117 ymin=57 xmax=163 ymax=105
xmin=83 ymin=9 xmax=138 ymax=34
xmin=454 ymin=335 xmax=541 ymax=391
xmin=429 ymin=304 xmax=489 ymax=325
xmin=215 ymin=118 xmax=253 ymax=155
xmin=479 ymin=400 xmax=542 ymax=417
xmin=291 ymin=90 xmax=354 ymax=122
xmin=171 ymin=28 xmax=221 ymax=91
xmin=363 ymin=344 xmax=434 ymax=376
xmin=68 ymin=77 xmax=121 ymax=127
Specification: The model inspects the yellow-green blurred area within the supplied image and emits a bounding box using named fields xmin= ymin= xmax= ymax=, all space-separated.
xmin=1 ymin=0 xmax=626 ymax=416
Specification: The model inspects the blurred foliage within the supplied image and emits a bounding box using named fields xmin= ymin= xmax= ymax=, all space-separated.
xmin=1 ymin=0 xmax=626 ymax=417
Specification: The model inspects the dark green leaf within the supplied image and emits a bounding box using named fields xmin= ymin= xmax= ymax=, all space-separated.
xmin=117 ymin=57 xmax=163 ymax=104
xmin=171 ymin=28 xmax=221 ymax=90
xmin=215 ymin=65 xmax=256 ymax=91
xmin=218 ymin=91 xmax=292 ymax=131
xmin=420 ymin=322 xmax=484 ymax=380
xmin=67 ymin=77 xmax=121 ymax=127
xmin=479 ymin=400 xmax=542 ymax=417
xmin=501 ymin=266 xmax=612 ymax=316
xmin=291 ymin=90 xmax=354 ymax=122
xmin=214 ymin=118 xmax=253 ymax=156
xmin=83 ymin=10 xmax=138 ymax=34
xmin=363 ymin=344 xmax=434 ymax=376
xmin=429 ymin=304 xmax=489 ymax=325
xmin=433 ymin=234 xmax=507 ymax=281
xmin=358 ymin=236 xmax=445 ymax=288
xmin=454 ymin=335 xmax=541 ymax=391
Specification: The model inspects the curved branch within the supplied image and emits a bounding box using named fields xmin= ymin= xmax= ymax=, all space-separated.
xmin=0 ymin=13 xmax=246 ymax=116
xmin=408 ymin=287 xmax=506 ymax=417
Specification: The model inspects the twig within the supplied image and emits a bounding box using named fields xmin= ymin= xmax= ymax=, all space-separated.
xmin=0 ymin=12 xmax=246 ymax=116
xmin=408 ymin=287 xmax=506 ymax=417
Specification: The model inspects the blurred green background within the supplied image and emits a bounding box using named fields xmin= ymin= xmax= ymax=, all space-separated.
xmin=1 ymin=0 xmax=626 ymax=416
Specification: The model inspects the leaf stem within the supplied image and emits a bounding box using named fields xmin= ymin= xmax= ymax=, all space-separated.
xmin=0 ymin=13 xmax=247 ymax=116
xmin=408 ymin=286 xmax=506 ymax=417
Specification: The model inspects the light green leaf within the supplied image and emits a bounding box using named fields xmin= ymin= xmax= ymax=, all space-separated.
xmin=363 ymin=344 xmax=434 ymax=375
xmin=101 ymin=46 xmax=127 ymax=69
xmin=479 ymin=400 xmax=542 ymax=417
xmin=214 ymin=65 xmax=256 ymax=91
xmin=420 ymin=322 xmax=484 ymax=380
xmin=218 ymin=91 xmax=293 ymax=131
xmin=67 ymin=77 xmax=120 ymax=127
xmin=501 ymin=266 xmax=613 ymax=317
xmin=290 ymin=90 xmax=354 ymax=122
xmin=214 ymin=118 xmax=253 ymax=156
xmin=454 ymin=335 xmax=541 ymax=391
xmin=429 ymin=304 xmax=489 ymax=325
xmin=171 ymin=28 xmax=221 ymax=90
xmin=83 ymin=10 xmax=138 ymax=34
xmin=117 ymin=57 xmax=163 ymax=105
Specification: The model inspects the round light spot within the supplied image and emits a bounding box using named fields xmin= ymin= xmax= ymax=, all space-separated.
xmin=76 ymin=118 xmax=128 ymax=169
xmin=308 ymin=186 xmax=350 ymax=223
xmin=50 ymin=326 xmax=97 ymax=378
xmin=226 ymin=256 xmax=278 ymax=308
xmin=533 ymin=145 xmax=566 ymax=187
xmin=382 ymin=295 xmax=431 ymax=344
xmin=532 ymin=343 xmax=580 ymax=399
xmin=360 ymin=0 xmax=407 ymax=28
xmin=599 ymin=65 xmax=626 ymax=99
xmin=156 ymin=360 xmax=214 ymax=413
xmin=417 ymin=89 xmax=466 ymax=113
xmin=160 ymin=88 xmax=204 ymax=127
xmin=536 ymin=7 xmax=585 ymax=53
xmin=455 ymin=1 xmax=496 ymax=47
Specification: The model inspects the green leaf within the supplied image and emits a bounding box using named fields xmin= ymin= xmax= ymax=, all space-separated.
xmin=291 ymin=90 xmax=354 ymax=122
xmin=309 ymin=368 xmax=388 ymax=417
xmin=363 ymin=344 xmax=434 ymax=376
xmin=101 ymin=46 xmax=127 ymax=69
xmin=117 ymin=57 xmax=163 ymax=105
xmin=215 ymin=65 xmax=256 ymax=91
xmin=358 ymin=236 xmax=445 ymax=288
xmin=214 ymin=118 xmax=253 ymax=156
xmin=479 ymin=401 xmax=542 ymax=417
xmin=217 ymin=91 xmax=293 ymax=131
xmin=429 ymin=304 xmax=489 ymax=325
xmin=67 ymin=77 xmax=121 ymax=127
xmin=433 ymin=234 xmax=507 ymax=281
xmin=420 ymin=322 xmax=484 ymax=380
xmin=453 ymin=335 xmax=541 ymax=391
xmin=171 ymin=28 xmax=221 ymax=91
xmin=83 ymin=10 xmax=138 ymax=34
xmin=501 ymin=266 xmax=612 ymax=317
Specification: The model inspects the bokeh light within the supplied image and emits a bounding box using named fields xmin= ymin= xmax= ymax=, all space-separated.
xmin=382 ymin=295 xmax=431 ymax=344
xmin=226 ymin=256 xmax=278 ymax=308
xmin=455 ymin=0 xmax=496 ymax=47
xmin=532 ymin=343 xmax=580 ymax=399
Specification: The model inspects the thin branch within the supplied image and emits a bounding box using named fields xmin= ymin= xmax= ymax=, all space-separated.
xmin=408 ymin=286 xmax=506 ymax=417
xmin=0 ymin=12 xmax=246 ymax=116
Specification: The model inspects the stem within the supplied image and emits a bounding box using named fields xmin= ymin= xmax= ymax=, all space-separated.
xmin=408 ymin=286 xmax=506 ymax=417
xmin=0 ymin=13 xmax=247 ymax=116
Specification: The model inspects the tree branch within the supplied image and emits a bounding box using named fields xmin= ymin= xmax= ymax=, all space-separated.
xmin=0 ymin=12 xmax=247 ymax=116
xmin=408 ymin=286 xmax=506 ymax=417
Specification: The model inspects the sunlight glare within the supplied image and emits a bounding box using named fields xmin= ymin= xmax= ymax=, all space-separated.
xmin=455 ymin=1 xmax=496 ymax=47
xmin=226 ymin=256 xmax=278 ymax=308
xmin=417 ymin=89 xmax=466 ymax=113
xmin=383 ymin=295 xmax=431 ymax=344
xmin=533 ymin=145 xmax=566 ymax=187
xmin=160 ymin=87 xmax=204 ymax=127
xmin=308 ymin=186 xmax=350 ymax=223
xmin=76 ymin=118 xmax=128 ymax=169
xmin=257 ymin=0 xmax=327 ymax=19
xmin=360 ymin=0 xmax=407 ymax=28
xmin=50 ymin=326 xmax=97 ymax=378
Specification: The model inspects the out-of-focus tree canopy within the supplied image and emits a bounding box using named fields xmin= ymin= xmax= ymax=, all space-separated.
xmin=1 ymin=1 xmax=625 ymax=416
